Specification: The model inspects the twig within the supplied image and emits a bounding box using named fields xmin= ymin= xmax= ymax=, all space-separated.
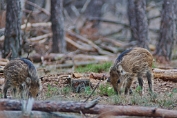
xmin=5 ymin=50 xmax=12 ymax=59
xmin=74 ymin=0 xmax=91 ymax=27
xmin=87 ymin=17 xmax=129 ymax=27
xmin=81 ymin=0 xmax=91 ymax=13
xmin=102 ymin=28 xmax=124 ymax=37
xmin=23 ymin=11 xmax=33 ymax=41
xmin=64 ymin=0 xmax=77 ymax=7
xmin=84 ymin=75 xmax=103 ymax=103
xmin=71 ymin=5 xmax=80 ymax=16
xmin=84 ymin=97 xmax=100 ymax=109
xmin=26 ymin=45 xmax=32 ymax=59
xmin=148 ymin=15 xmax=160 ymax=21
xmin=25 ymin=0 xmax=50 ymax=16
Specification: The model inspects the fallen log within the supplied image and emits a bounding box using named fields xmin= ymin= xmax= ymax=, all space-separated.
xmin=1 ymin=99 xmax=177 ymax=118
xmin=48 ymin=60 xmax=99 ymax=69
xmin=65 ymin=37 xmax=94 ymax=51
xmin=153 ymin=68 xmax=177 ymax=82
xmin=100 ymin=38 xmax=127 ymax=47
xmin=29 ymin=53 xmax=111 ymax=62
xmin=84 ymin=68 xmax=177 ymax=82
xmin=86 ymin=17 xmax=129 ymax=27
xmin=0 ymin=111 xmax=81 ymax=118
xmin=27 ymin=34 xmax=96 ymax=52
xmin=67 ymin=30 xmax=113 ymax=56
xmin=21 ymin=22 xmax=51 ymax=30
xmin=0 ymin=22 xmax=52 ymax=42
xmin=28 ymin=33 xmax=52 ymax=42
xmin=89 ymin=73 xmax=109 ymax=80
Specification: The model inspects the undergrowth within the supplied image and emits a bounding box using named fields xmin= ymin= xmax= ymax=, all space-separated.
xmin=44 ymin=83 xmax=177 ymax=110
xmin=75 ymin=62 xmax=112 ymax=73
xmin=108 ymin=87 xmax=177 ymax=109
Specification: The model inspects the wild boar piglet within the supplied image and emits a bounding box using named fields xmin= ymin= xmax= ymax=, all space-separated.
xmin=3 ymin=58 xmax=42 ymax=99
xmin=109 ymin=47 xmax=153 ymax=95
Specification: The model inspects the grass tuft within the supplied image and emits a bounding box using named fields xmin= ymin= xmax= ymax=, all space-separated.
xmin=99 ymin=84 xmax=116 ymax=96
xmin=75 ymin=62 xmax=112 ymax=73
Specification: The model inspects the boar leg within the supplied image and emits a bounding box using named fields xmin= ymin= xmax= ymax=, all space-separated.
xmin=146 ymin=70 xmax=153 ymax=92
xmin=137 ymin=73 xmax=144 ymax=95
xmin=125 ymin=77 xmax=133 ymax=95
xmin=112 ymin=82 xmax=118 ymax=94
xmin=13 ymin=88 xmax=17 ymax=98
xmin=19 ymin=84 xmax=27 ymax=99
xmin=3 ymin=81 xmax=10 ymax=98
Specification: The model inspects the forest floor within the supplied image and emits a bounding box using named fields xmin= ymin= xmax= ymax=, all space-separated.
xmin=30 ymin=58 xmax=177 ymax=110
xmin=1 ymin=55 xmax=177 ymax=118
xmin=41 ymin=67 xmax=177 ymax=107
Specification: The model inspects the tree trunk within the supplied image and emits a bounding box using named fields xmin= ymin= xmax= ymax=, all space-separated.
xmin=51 ymin=0 xmax=66 ymax=53
xmin=3 ymin=0 xmax=21 ymax=59
xmin=0 ymin=0 xmax=6 ymax=10
xmin=154 ymin=0 xmax=176 ymax=63
xmin=134 ymin=0 xmax=149 ymax=49
xmin=127 ymin=0 xmax=137 ymax=41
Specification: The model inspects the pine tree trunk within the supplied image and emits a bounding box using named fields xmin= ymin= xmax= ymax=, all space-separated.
xmin=51 ymin=0 xmax=66 ymax=53
xmin=155 ymin=0 xmax=176 ymax=62
xmin=127 ymin=0 xmax=137 ymax=41
xmin=134 ymin=0 xmax=149 ymax=49
xmin=3 ymin=0 xmax=21 ymax=59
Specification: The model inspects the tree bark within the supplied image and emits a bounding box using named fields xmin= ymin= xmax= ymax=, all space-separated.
xmin=134 ymin=0 xmax=149 ymax=49
xmin=154 ymin=0 xmax=176 ymax=62
xmin=3 ymin=0 xmax=21 ymax=59
xmin=0 ymin=0 xmax=6 ymax=10
xmin=51 ymin=0 xmax=66 ymax=53
xmin=127 ymin=0 xmax=137 ymax=41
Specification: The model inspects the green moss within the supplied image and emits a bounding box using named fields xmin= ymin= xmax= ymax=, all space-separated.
xmin=76 ymin=62 xmax=112 ymax=73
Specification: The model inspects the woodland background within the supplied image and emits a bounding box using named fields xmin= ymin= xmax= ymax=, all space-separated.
xmin=0 ymin=0 xmax=177 ymax=118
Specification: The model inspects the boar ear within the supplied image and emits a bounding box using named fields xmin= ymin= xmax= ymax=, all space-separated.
xmin=26 ymin=77 xmax=31 ymax=84
xmin=118 ymin=65 xmax=127 ymax=75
